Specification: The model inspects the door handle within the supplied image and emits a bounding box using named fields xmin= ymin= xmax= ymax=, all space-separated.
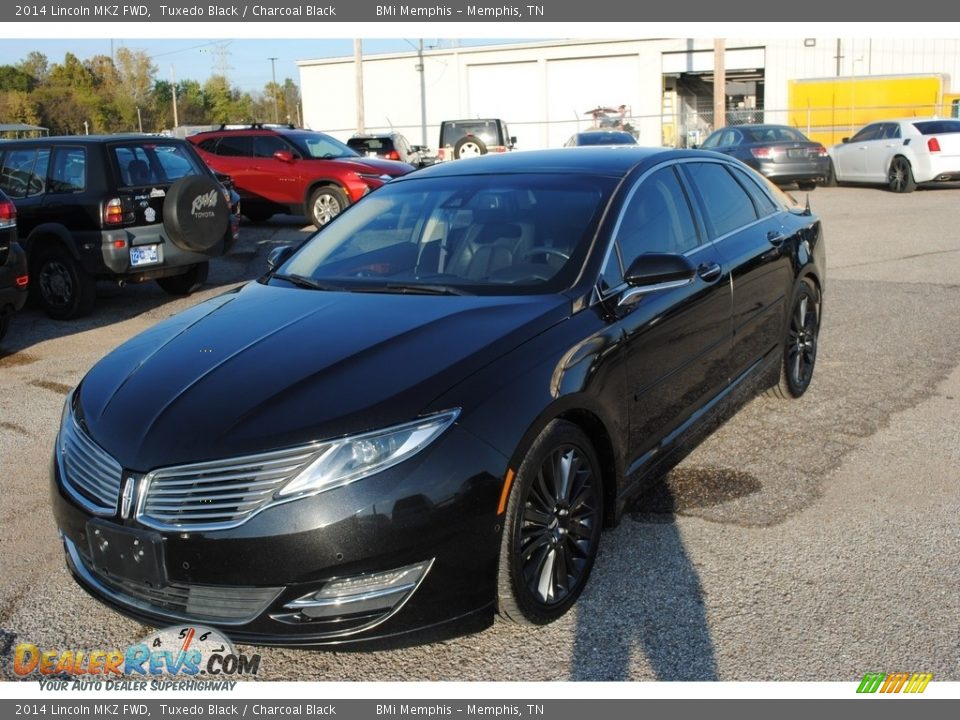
xmin=767 ymin=231 xmax=786 ymax=247
xmin=697 ymin=262 xmax=722 ymax=282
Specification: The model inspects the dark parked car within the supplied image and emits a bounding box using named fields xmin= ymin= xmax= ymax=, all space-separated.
xmin=51 ymin=148 xmax=824 ymax=646
xmin=438 ymin=118 xmax=516 ymax=160
xmin=0 ymin=188 xmax=28 ymax=342
xmin=699 ymin=124 xmax=829 ymax=190
xmin=347 ymin=133 xmax=434 ymax=169
xmin=0 ymin=135 xmax=239 ymax=319
xmin=564 ymin=130 xmax=638 ymax=147
xmin=189 ymin=125 xmax=414 ymax=227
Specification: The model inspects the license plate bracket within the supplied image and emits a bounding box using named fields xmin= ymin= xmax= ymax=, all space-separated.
xmin=86 ymin=520 xmax=166 ymax=586
xmin=130 ymin=244 xmax=160 ymax=267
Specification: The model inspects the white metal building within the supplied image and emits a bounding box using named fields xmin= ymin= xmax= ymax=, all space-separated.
xmin=297 ymin=38 xmax=960 ymax=150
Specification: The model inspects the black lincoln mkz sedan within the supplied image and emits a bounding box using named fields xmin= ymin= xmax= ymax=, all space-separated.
xmin=52 ymin=147 xmax=824 ymax=646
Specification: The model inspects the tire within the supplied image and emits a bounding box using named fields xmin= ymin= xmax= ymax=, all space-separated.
xmin=156 ymin=261 xmax=209 ymax=296
xmin=454 ymin=136 xmax=488 ymax=159
xmin=0 ymin=315 xmax=9 ymax=343
xmin=242 ymin=207 xmax=274 ymax=223
xmin=308 ymin=186 xmax=348 ymax=228
xmin=888 ymin=156 xmax=916 ymax=193
xmin=797 ymin=181 xmax=817 ymax=192
xmin=766 ymin=278 xmax=821 ymax=399
xmin=822 ymin=159 xmax=838 ymax=187
xmin=32 ymin=244 xmax=96 ymax=320
xmin=497 ymin=420 xmax=604 ymax=625
xmin=162 ymin=175 xmax=230 ymax=252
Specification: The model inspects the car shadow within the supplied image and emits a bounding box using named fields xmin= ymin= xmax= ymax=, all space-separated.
xmin=569 ymin=465 xmax=761 ymax=680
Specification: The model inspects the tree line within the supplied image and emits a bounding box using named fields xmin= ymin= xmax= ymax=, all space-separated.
xmin=0 ymin=49 xmax=301 ymax=135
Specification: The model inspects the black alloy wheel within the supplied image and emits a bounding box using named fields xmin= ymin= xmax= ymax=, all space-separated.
xmin=33 ymin=245 xmax=96 ymax=320
xmin=498 ymin=420 xmax=603 ymax=624
xmin=822 ymin=158 xmax=838 ymax=187
xmin=768 ymin=279 xmax=820 ymax=399
xmin=888 ymin=156 xmax=917 ymax=193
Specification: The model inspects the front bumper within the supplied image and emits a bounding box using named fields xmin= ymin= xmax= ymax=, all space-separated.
xmin=50 ymin=425 xmax=508 ymax=647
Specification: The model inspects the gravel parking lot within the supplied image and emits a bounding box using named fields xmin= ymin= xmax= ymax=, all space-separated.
xmin=1 ymin=185 xmax=958 ymax=682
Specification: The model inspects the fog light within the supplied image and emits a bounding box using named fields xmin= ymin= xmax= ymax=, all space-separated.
xmin=284 ymin=559 xmax=433 ymax=620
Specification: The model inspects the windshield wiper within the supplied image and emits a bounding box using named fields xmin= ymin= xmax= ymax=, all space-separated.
xmin=380 ymin=283 xmax=471 ymax=296
xmin=274 ymin=273 xmax=344 ymax=291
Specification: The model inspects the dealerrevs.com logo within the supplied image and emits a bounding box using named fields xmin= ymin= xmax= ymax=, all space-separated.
xmin=13 ymin=625 xmax=261 ymax=691
xmin=856 ymin=672 xmax=933 ymax=694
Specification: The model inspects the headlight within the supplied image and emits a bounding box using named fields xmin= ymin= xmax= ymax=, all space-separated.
xmin=276 ymin=409 xmax=459 ymax=499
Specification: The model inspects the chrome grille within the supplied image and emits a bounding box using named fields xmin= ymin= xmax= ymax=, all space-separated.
xmin=60 ymin=416 xmax=123 ymax=514
xmin=139 ymin=445 xmax=322 ymax=530
xmin=66 ymin=538 xmax=281 ymax=624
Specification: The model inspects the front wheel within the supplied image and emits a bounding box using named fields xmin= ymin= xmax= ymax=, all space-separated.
xmin=888 ymin=156 xmax=916 ymax=193
xmin=308 ymin=186 xmax=348 ymax=228
xmin=822 ymin=159 xmax=838 ymax=187
xmin=497 ymin=420 xmax=604 ymax=625
xmin=767 ymin=278 xmax=821 ymax=399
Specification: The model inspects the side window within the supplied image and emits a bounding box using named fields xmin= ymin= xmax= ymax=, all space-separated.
xmin=684 ymin=162 xmax=759 ymax=238
xmin=880 ymin=123 xmax=901 ymax=140
xmin=0 ymin=148 xmax=49 ymax=198
xmin=197 ymin=138 xmax=218 ymax=153
xmin=253 ymin=136 xmax=289 ymax=158
xmin=850 ymin=124 xmax=881 ymax=143
xmin=215 ymin=136 xmax=252 ymax=157
xmin=616 ymin=165 xmax=701 ymax=266
xmin=730 ymin=166 xmax=778 ymax=218
xmin=49 ymin=147 xmax=84 ymax=193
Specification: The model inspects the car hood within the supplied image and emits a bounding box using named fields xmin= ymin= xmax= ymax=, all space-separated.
xmin=77 ymin=282 xmax=569 ymax=471
xmin=328 ymin=156 xmax=413 ymax=176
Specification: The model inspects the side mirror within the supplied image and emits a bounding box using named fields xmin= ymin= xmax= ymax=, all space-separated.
xmin=690 ymin=143 xmax=701 ymax=150
xmin=841 ymin=137 xmax=850 ymax=144
xmin=273 ymin=150 xmax=295 ymax=163
xmin=267 ymin=245 xmax=294 ymax=271
xmin=623 ymin=253 xmax=696 ymax=289
xmin=509 ymin=136 xmax=518 ymax=147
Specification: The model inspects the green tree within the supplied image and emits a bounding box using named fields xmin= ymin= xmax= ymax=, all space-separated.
xmin=0 ymin=65 xmax=35 ymax=93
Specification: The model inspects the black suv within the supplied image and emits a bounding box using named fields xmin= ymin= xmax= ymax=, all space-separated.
xmin=437 ymin=118 xmax=516 ymax=161
xmin=347 ymin=133 xmax=434 ymax=168
xmin=0 ymin=135 xmax=240 ymax=319
xmin=0 ymin=188 xmax=28 ymax=343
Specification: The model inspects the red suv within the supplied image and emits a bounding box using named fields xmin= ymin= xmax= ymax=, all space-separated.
xmin=189 ymin=125 xmax=414 ymax=227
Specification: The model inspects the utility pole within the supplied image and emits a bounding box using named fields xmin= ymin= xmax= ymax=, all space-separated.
xmin=354 ymin=39 xmax=365 ymax=134
xmin=171 ymin=65 xmax=179 ymax=130
xmin=268 ymin=57 xmax=279 ymax=124
xmin=136 ymin=106 xmax=143 ymax=133
xmin=417 ymin=39 xmax=427 ymax=147
xmin=713 ymin=38 xmax=726 ymax=131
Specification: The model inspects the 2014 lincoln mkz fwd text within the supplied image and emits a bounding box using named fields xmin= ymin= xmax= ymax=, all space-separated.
xmin=51 ymin=147 xmax=824 ymax=646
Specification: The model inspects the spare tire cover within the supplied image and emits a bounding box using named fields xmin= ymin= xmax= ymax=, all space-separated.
xmin=162 ymin=175 xmax=229 ymax=253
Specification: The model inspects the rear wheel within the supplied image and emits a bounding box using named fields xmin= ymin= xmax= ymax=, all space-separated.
xmin=497 ymin=420 xmax=604 ymax=625
xmin=156 ymin=261 xmax=209 ymax=296
xmin=454 ymin=136 xmax=488 ymax=159
xmin=766 ymin=278 xmax=821 ymax=399
xmin=243 ymin=207 xmax=274 ymax=223
xmin=888 ymin=156 xmax=916 ymax=193
xmin=797 ymin=181 xmax=817 ymax=191
xmin=822 ymin=159 xmax=838 ymax=187
xmin=308 ymin=186 xmax=348 ymax=228
xmin=0 ymin=315 xmax=9 ymax=343
xmin=33 ymin=244 xmax=96 ymax=320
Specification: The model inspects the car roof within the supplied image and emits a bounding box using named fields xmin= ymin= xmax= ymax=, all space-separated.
xmin=0 ymin=134 xmax=183 ymax=144
xmin=401 ymin=146 xmax=720 ymax=179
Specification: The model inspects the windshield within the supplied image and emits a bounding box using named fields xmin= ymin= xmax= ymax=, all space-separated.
xmin=286 ymin=131 xmax=360 ymax=159
xmin=275 ymin=173 xmax=615 ymax=295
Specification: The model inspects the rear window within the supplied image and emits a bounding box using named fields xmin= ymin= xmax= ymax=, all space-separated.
xmin=912 ymin=120 xmax=960 ymax=135
xmin=112 ymin=142 xmax=205 ymax=187
xmin=441 ymin=120 xmax=503 ymax=148
xmin=347 ymin=137 xmax=393 ymax=153
xmin=742 ymin=126 xmax=807 ymax=143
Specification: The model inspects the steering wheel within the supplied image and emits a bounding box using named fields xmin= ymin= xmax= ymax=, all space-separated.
xmin=521 ymin=246 xmax=571 ymax=263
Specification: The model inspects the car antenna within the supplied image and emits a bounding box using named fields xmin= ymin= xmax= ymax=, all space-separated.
xmin=803 ymin=194 xmax=812 ymax=216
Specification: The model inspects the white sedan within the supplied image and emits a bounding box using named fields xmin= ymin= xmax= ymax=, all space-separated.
xmin=826 ymin=118 xmax=960 ymax=192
